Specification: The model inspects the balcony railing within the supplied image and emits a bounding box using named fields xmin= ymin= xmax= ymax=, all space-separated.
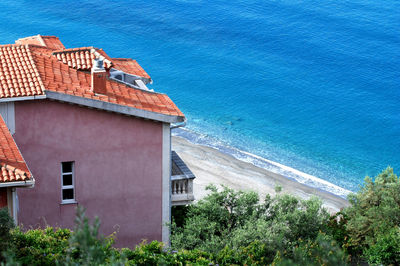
xmin=171 ymin=175 xmax=195 ymax=206
xmin=171 ymin=151 xmax=195 ymax=206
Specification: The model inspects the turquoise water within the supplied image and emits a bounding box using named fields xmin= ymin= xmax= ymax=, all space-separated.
xmin=1 ymin=0 xmax=399 ymax=195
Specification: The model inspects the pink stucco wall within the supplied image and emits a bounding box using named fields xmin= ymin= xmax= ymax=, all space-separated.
xmin=14 ymin=100 xmax=163 ymax=247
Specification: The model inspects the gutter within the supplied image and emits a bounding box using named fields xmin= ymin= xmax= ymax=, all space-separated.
xmin=170 ymin=119 xmax=186 ymax=129
xmin=0 ymin=95 xmax=46 ymax=103
xmin=0 ymin=178 xmax=35 ymax=188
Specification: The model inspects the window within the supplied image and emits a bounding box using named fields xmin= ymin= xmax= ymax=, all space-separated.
xmin=61 ymin=161 xmax=75 ymax=203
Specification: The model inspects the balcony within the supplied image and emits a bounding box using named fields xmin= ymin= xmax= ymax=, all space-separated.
xmin=171 ymin=151 xmax=195 ymax=206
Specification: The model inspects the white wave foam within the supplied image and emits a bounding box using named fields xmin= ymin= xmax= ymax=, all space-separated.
xmin=173 ymin=127 xmax=352 ymax=198
xmin=237 ymin=150 xmax=351 ymax=198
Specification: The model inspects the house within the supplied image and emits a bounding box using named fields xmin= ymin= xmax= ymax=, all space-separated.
xmin=0 ymin=35 xmax=195 ymax=247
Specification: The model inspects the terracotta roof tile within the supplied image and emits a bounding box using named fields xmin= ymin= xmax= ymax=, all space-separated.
xmin=52 ymin=47 xmax=113 ymax=70
xmin=41 ymin=36 xmax=65 ymax=50
xmin=15 ymin=35 xmax=45 ymax=47
xmin=0 ymin=36 xmax=184 ymax=119
xmin=112 ymin=58 xmax=151 ymax=79
xmin=0 ymin=45 xmax=45 ymax=98
xmin=0 ymin=116 xmax=31 ymax=183
xmin=15 ymin=35 xmax=65 ymax=51
xmin=34 ymin=46 xmax=183 ymax=117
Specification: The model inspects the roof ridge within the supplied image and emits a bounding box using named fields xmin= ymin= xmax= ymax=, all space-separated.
xmin=0 ymin=43 xmax=24 ymax=48
xmin=91 ymin=48 xmax=113 ymax=65
xmin=52 ymin=46 xmax=95 ymax=53
xmin=26 ymin=43 xmax=54 ymax=50
xmin=112 ymin=58 xmax=135 ymax=61
xmin=16 ymin=34 xmax=46 ymax=46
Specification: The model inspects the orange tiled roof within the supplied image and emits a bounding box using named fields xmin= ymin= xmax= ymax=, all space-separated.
xmin=0 ymin=116 xmax=31 ymax=183
xmin=15 ymin=35 xmax=65 ymax=51
xmin=0 ymin=45 xmax=45 ymax=98
xmin=15 ymin=35 xmax=44 ymax=47
xmin=112 ymin=58 xmax=151 ymax=79
xmin=31 ymin=46 xmax=183 ymax=117
xmin=41 ymin=36 xmax=65 ymax=50
xmin=0 ymin=36 xmax=184 ymax=119
xmin=53 ymin=47 xmax=113 ymax=70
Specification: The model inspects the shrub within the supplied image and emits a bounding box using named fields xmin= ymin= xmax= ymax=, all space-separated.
xmin=121 ymin=240 xmax=214 ymax=265
xmin=171 ymin=185 xmax=330 ymax=264
xmin=0 ymin=208 xmax=15 ymax=261
xmin=272 ymin=232 xmax=347 ymax=266
xmin=11 ymin=227 xmax=70 ymax=266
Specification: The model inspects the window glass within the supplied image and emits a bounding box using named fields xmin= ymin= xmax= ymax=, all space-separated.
xmin=62 ymin=174 xmax=73 ymax=186
xmin=62 ymin=189 xmax=74 ymax=200
xmin=62 ymin=162 xmax=73 ymax=173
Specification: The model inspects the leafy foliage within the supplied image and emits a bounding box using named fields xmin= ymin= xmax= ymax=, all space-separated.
xmin=272 ymin=232 xmax=347 ymax=266
xmin=343 ymin=167 xmax=400 ymax=264
xmin=121 ymin=240 xmax=214 ymax=265
xmin=59 ymin=206 xmax=124 ymax=266
xmin=10 ymin=227 xmax=70 ymax=266
xmin=2 ymin=168 xmax=399 ymax=265
xmin=0 ymin=208 xmax=14 ymax=262
xmin=171 ymin=185 xmax=330 ymax=264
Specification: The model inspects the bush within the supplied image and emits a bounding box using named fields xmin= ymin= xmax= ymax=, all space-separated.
xmin=272 ymin=232 xmax=347 ymax=266
xmin=11 ymin=227 xmax=70 ymax=266
xmin=121 ymin=240 xmax=214 ymax=265
xmin=0 ymin=208 xmax=15 ymax=261
xmin=171 ymin=185 xmax=330 ymax=264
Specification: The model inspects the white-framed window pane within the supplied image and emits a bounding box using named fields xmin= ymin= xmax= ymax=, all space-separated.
xmin=62 ymin=174 xmax=73 ymax=186
xmin=62 ymin=162 xmax=73 ymax=173
xmin=62 ymin=189 xmax=74 ymax=200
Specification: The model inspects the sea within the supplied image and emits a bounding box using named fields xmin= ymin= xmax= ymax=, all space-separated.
xmin=1 ymin=0 xmax=399 ymax=197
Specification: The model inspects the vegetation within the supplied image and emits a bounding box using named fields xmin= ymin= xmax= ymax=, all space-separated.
xmin=343 ymin=167 xmax=400 ymax=264
xmin=0 ymin=208 xmax=14 ymax=262
xmin=171 ymin=184 xmax=331 ymax=264
xmin=0 ymin=167 xmax=399 ymax=265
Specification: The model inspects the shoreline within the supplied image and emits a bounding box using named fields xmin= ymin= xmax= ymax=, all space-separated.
xmin=172 ymin=136 xmax=350 ymax=213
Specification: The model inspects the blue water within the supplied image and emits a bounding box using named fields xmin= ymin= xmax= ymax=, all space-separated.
xmin=1 ymin=0 xmax=399 ymax=195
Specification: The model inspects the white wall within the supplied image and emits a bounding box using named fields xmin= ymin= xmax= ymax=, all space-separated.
xmin=0 ymin=102 xmax=15 ymax=134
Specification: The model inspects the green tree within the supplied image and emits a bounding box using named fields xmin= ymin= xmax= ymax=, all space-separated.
xmin=343 ymin=167 xmax=400 ymax=264
xmin=59 ymin=207 xmax=125 ymax=266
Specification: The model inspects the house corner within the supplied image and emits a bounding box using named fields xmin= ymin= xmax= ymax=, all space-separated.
xmin=162 ymin=122 xmax=171 ymax=246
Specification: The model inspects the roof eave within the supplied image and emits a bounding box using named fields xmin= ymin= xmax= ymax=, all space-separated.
xmin=0 ymin=177 xmax=35 ymax=188
xmin=44 ymin=90 xmax=184 ymax=123
xmin=0 ymin=95 xmax=46 ymax=103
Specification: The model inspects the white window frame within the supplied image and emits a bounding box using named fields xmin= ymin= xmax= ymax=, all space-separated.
xmin=61 ymin=161 xmax=76 ymax=204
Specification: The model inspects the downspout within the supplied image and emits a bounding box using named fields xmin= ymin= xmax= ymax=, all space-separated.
xmin=11 ymin=188 xmax=18 ymax=225
xmin=170 ymin=119 xmax=186 ymax=129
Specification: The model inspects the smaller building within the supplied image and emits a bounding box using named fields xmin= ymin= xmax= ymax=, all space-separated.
xmin=171 ymin=151 xmax=195 ymax=206
xmin=0 ymin=116 xmax=34 ymax=223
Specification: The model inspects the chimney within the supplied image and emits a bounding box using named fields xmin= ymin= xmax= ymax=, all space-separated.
xmin=91 ymin=59 xmax=107 ymax=94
